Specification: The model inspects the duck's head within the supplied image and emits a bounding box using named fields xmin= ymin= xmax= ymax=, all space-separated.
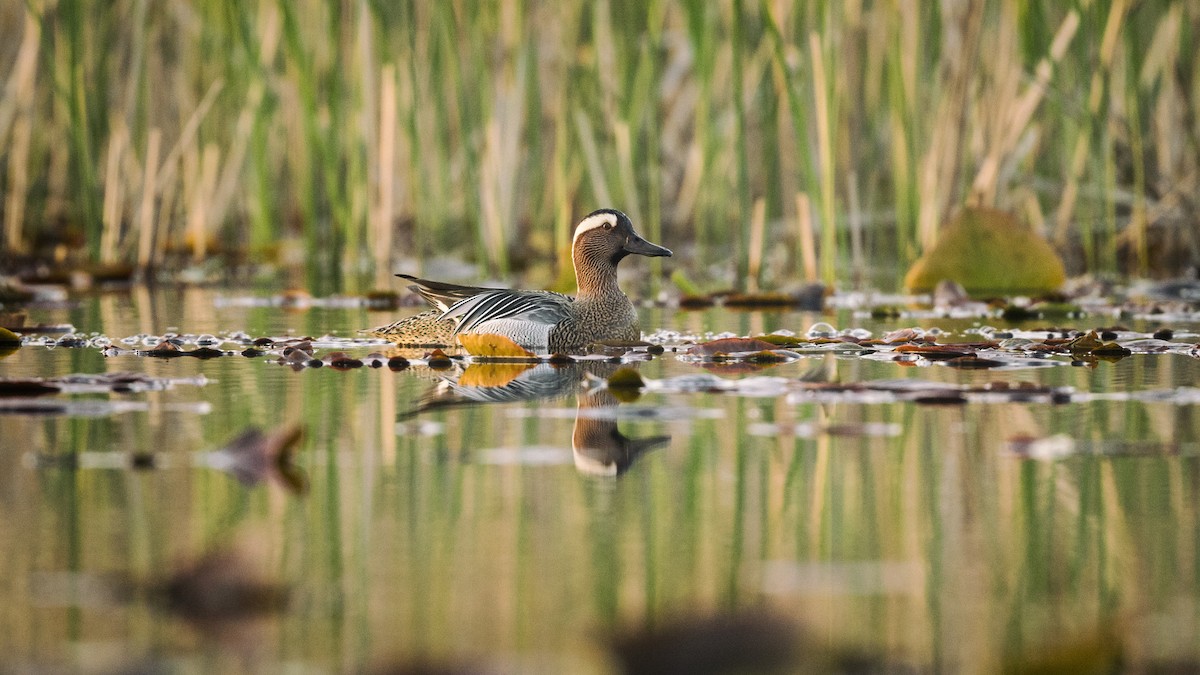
xmin=573 ymin=209 xmax=672 ymax=267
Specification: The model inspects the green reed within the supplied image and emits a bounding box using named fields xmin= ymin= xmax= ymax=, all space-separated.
xmin=1 ymin=1 xmax=1196 ymax=287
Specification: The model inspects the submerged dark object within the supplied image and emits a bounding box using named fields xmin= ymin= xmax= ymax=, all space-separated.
xmin=612 ymin=610 xmax=803 ymax=675
xmin=209 ymin=425 xmax=307 ymax=494
xmin=151 ymin=547 xmax=290 ymax=622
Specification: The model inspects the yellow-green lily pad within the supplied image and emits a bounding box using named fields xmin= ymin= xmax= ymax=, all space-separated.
xmin=905 ymin=207 xmax=1065 ymax=296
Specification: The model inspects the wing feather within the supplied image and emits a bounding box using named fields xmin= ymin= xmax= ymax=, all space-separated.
xmin=442 ymin=290 xmax=574 ymax=335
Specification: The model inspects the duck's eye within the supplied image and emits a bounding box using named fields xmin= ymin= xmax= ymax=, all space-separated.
xmin=602 ymin=222 xmax=614 ymax=230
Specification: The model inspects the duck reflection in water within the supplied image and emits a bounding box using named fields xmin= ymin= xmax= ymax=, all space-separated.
xmin=404 ymin=361 xmax=669 ymax=477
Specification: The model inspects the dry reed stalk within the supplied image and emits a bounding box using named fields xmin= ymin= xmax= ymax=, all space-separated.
xmin=809 ymin=31 xmax=837 ymax=283
xmin=847 ymin=171 xmax=864 ymax=280
xmin=575 ymin=110 xmax=614 ymax=207
xmin=1143 ymin=5 xmax=1184 ymax=186
xmin=795 ymin=192 xmax=817 ymax=283
xmin=374 ymin=64 xmax=397 ymax=287
xmin=551 ymin=91 xmax=572 ymax=272
xmin=155 ymin=160 xmax=178 ymax=265
xmin=186 ymin=144 xmax=220 ymax=261
xmin=136 ymin=128 xmax=162 ymax=269
xmin=970 ymin=9 xmax=1080 ymax=202
xmin=478 ymin=56 xmax=526 ymax=274
xmin=0 ymin=5 xmax=40 ymax=151
xmin=1055 ymin=3 xmax=1123 ymax=243
xmin=747 ymin=197 xmax=765 ymax=291
xmin=916 ymin=0 xmax=983 ymax=249
xmin=147 ymin=79 xmax=224 ymax=210
xmin=4 ymin=101 xmax=33 ymax=256
xmin=1 ymin=7 xmax=40 ymax=255
xmin=614 ymin=121 xmax=644 ymax=229
xmin=100 ymin=123 xmax=128 ymax=262
xmin=671 ymin=143 xmax=705 ymax=227
xmin=211 ymin=80 xmax=266 ymax=240
xmin=1022 ymin=190 xmax=1047 ymax=238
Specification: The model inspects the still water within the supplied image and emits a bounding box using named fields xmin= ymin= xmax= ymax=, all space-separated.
xmin=2 ymin=287 xmax=1199 ymax=673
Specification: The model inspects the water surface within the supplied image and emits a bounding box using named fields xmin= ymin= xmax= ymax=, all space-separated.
xmin=2 ymin=287 xmax=1199 ymax=673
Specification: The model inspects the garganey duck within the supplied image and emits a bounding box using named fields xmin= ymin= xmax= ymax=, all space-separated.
xmin=369 ymin=209 xmax=671 ymax=353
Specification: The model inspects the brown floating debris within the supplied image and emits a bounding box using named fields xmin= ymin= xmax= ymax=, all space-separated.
xmin=0 ymin=379 xmax=60 ymax=397
xmin=893 ymin=344 xmax=976 ymax=360
xmin=942 ymin=355 xmax=1005 ymax=369
xmin=880 ymin=327 xmax=924 ymax=344
xmin=911 ymin=392 xmax=969 ymax=405
xmin=364 ymin=289 xmax=401 ymax=309
xmin=678 ymin=294 xmax=715 ymax=309
xmin=425 ymin=349 xmax=455 ymax=369
xmin=687 ymin=337 xmax=780 ymax=357
xmin=723 ymin=292 xmax=796 ymax=308
xmin=145 ymin=341 xmax=183 ymax=357
xmin=325 ymin=352 xmax=364 ymax=369
xmin=744 ymin=350 xmax=792 ymax=363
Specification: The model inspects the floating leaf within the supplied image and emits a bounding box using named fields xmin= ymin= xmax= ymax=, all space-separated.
xmin=751 ymin=334 xmax=803 ymax=347
xmin=1090 ymin=343 xmax=1131 ymax=358
xmin=943 ymin=355 xmax=1005 ymax=369
xmin=744 ymin=350 xmax=792 ymax=363
xmin=457 ymin=333 xmax=537 ymax=359
xmin=894 ymin=344 xmax=975 ymax=360
xmin=687 ymin=337 xmax=779 ymax=357
xmin=881 ymin=328 xmax=922 ymax=344
xmin=1063 ymin=330 xmax=1103 ymax=353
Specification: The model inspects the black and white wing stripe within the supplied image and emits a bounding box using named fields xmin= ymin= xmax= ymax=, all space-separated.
xmin=441 ymin=289 xmax=574 ymax=335
xmin=398 ymin=274 xmax=502 ymax=313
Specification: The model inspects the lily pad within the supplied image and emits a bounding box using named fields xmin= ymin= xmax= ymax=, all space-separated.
xmin=904 ymin=207 xmax=1065 ymax=295
xmin=0 ymin=327 xmax=21 ymax=347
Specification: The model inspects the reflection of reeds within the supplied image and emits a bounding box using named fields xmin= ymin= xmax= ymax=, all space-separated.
xmin=1 ymin=2 xmax=1196 ymax=283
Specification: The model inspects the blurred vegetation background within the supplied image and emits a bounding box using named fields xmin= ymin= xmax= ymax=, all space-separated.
xmin=1 ymin=0 xmax=1198 ymax=290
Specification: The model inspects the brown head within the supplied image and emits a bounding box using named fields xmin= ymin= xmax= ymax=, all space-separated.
xmin=571 ymin=209 xmax=672 ymax=297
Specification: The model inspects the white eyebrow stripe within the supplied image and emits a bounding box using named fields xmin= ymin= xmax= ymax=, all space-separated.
xmin=572 ymin=213 xmax=617 ymax=246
